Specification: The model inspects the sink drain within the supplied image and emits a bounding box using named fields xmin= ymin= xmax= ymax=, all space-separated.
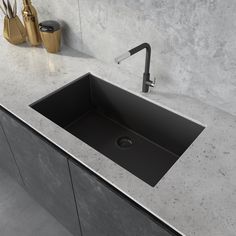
xmin=116 ymin=136 xmax=134 ymax=149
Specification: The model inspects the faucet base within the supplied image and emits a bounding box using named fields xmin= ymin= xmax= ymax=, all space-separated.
xmin=143 ymin=73 xmax=150 ymax=93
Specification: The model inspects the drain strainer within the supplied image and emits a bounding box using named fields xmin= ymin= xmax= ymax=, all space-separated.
xmin=116 ymin=136 xmax=134 ymax=149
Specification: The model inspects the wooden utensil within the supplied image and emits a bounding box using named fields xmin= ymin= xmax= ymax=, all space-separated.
xmin=7 ymin=0 xmax=13 ymax=18
xmin=0 ymin=4 xmax=7 ymax=16
xmin=2 ymin=0 xmax=8 ymax=16
xmin=13 ymin=0 xmax=16 ymax=17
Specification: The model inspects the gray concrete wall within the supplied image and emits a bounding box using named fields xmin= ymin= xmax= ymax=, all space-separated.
xmin=6 ymin=1 xmax=236 ymax=115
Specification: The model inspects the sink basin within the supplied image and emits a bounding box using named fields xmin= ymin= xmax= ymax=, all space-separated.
xmin=31 ymin=73 xmax=205 ymax=187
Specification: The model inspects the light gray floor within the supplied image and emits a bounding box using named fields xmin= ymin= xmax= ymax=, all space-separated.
xmin=0 ymin=168 xmax=73 ymax=236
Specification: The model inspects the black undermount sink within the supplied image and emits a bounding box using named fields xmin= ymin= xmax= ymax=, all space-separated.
xmin=31 ymin=73 xmax=205 ymax=187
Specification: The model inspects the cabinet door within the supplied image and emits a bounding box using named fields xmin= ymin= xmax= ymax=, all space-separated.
xmin=69 ymin=160 xmax=175 ymax=236
xmin=0 ymin=110 xmax=23 ymax=184
xmin=1 ymin=110 xmax=81 ymax=236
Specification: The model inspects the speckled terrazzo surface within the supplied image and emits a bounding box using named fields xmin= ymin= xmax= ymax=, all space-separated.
xmin=0 ymin=39 xmax=236 ymax=236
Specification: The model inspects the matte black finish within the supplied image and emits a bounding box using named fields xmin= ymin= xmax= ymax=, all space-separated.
xmin=0 ymin=110 xmax=82 ymax=236
xmin=39 ymin=20 xmax=61 ymax=32
xmin=117 ymin=43 xmax=153 ymax=92
xmin=0 ymin=109 xmax=23 ymax=185
xmin=69 ymin=159 xmax=178 ymax=236
xmin=129 ymin=43 xmax=151 ymax=75
xmin=31 ymin=74 xmax=205 ymax=187
xmin=129 ymin=43 xmax=152 ymax=92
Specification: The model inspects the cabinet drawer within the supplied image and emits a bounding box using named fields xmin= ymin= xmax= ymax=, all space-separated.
xmin=1 ymin=109 xmax=81 ymax=236
xmin=69 ymin=159 xmax=178 ymax=236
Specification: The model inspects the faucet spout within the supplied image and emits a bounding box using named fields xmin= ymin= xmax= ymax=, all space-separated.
xmin=115 ymin=43 xmax=155 ymax=93
xmin=115 ymin=52 xmax=131 ymax=64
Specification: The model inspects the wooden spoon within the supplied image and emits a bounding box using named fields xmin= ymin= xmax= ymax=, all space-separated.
xmin=7 ymin=0 xmax=13 ymax=18
xmin=0 ymin=4 xmax=7 ymax=16
xmin=2 ymin=0 xmax=8 ymax=17
xmin=13 ymin=0 xmax=16 ymax=17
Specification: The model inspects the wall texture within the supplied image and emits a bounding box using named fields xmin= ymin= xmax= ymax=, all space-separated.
xmin=33 ymin=0 xmax=82 ymax=50
xmin=76 ymin=0 xmax=236 ymax=117
xmin=4 ymin=0 xmax=236 ymax=115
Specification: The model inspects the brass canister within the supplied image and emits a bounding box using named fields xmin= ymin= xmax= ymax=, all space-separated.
xmin=39 ymin=21 xmax=61 ymax=53
xmin=3 ymin=16 xmax=26 ymax=45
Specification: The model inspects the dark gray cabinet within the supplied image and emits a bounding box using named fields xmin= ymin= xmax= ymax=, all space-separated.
xmin=0 ymin=110 xmax=23 ymax=185
xmin=69 ymin=160 xmax=174 ymax=236
xmin=0 ymin=109 xmax=81 ymax=236
xmin=0 ymin=107 xmax=178 ymax=236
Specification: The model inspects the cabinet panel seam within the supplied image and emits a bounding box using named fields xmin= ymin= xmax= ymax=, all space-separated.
xmin=0 ymin=119 xmax=25 ymax=186
xmin=67 ymin=158 xmax=84 ymax=236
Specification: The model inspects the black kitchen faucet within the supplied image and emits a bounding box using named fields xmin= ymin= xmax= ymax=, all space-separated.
xmin=115 ymin=43 xmax=156 ymax=93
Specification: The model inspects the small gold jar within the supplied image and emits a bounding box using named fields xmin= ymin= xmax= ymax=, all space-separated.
xmin=3 ymin=16 xmax=26 ymax=45
xmin=39 ymin=21 xmax=61 ymax=53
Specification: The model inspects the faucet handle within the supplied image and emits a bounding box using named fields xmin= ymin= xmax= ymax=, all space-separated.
xmin=146 ymin=77 xmax=156 ymax=88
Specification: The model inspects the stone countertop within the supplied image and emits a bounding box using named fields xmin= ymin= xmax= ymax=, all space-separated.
xmin=0 ymin=37 xmax=236 ymax=236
